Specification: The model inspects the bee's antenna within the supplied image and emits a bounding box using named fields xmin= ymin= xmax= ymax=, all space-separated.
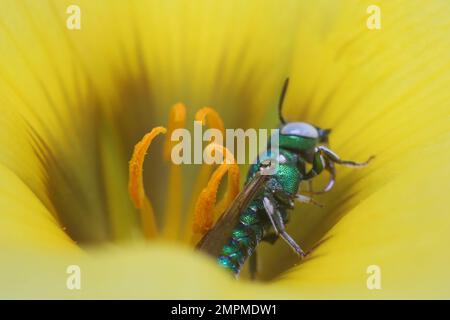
xmin=278 ymin=78 xmax=289 ymax=124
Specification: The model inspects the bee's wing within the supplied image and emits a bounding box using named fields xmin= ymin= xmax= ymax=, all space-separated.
xmin=196 ymin=171 xmax=269 ymax=257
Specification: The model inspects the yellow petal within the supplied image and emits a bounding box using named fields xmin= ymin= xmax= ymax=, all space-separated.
xmin=1 ymin=0 xmax=450 ymax=299
xmin=0 ymin=163 xmax=78 ymax=252
xmin=0 ymin=244 xmax=235 ymax=299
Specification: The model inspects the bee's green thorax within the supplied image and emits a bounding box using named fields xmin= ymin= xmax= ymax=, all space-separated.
xmin=247 ymin=148 xmax=302 ymax=196
xmin=273 ymin=161 xmax=301 ymax=195
xmin=279 ymin=134 xmax=317 ymax=152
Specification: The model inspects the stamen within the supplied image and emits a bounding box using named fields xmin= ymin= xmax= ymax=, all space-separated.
xmin=128 ymin=126 xmax=166 ymax=239
xmin=184 ymin=108 xmax=227 ymax=241
xmin=192 ymin=143 xmax=240 ymax=237
xmin=195 ymin=107 xmax=225 ymax=134
xmin=162 ymin=103 xmax=186 ymax=239
xmin=183 ymin=164 xmax=215 ymax=241
xmin=163 ymin=103 xmax=187 ymax=161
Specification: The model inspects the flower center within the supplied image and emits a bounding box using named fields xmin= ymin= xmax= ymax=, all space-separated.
xmin=127 ymin=104 xmax=240 ymax=244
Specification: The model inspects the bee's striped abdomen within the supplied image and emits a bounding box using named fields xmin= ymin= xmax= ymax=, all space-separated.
xmin=217 ymin=201 xmax=265 ymax=274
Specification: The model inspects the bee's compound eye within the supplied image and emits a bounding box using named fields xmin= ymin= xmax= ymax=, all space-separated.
xmin=281 ymin=122 xmax=319 ymax=138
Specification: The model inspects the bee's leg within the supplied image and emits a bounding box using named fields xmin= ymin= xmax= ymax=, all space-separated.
xmin=303 ymin=149 xmax=326 ymax=180
xmin=262 ymin=196 xmax=281 ymax=235
xmin=307 ymin=160 xmax=336 ymax=194
xmin=304 ymin=146 xmax=372 ymax=183
xmin=321 ymin=161 xmax=335 ymax=193
xmin=318 ymin=146 xmax=375 ymax=167
xmin=295 ymin=194 xmax=323 ymax=207
xmin=271 ymin=206 xmax=307 ymax=258
xmin=279 ymin=229 xmax=307 ymax=258
xmin=262 ymin=196 xmax=307 ymax=258
xmin=249 ymin=251 xmax=257 ymax=280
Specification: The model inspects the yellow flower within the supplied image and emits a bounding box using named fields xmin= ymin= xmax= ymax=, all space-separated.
xmin=1 ymin=0 xmax=450 ymax=299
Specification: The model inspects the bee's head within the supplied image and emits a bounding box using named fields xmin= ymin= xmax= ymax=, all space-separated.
xmin=277 ymin=78 xmax=331 ymax=152
xmin=279 ymin=121 xmax=331 ymax=152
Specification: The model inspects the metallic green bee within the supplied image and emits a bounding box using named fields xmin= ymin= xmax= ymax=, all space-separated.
xmin=197 ymin=79 xmax=373 ymax=277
